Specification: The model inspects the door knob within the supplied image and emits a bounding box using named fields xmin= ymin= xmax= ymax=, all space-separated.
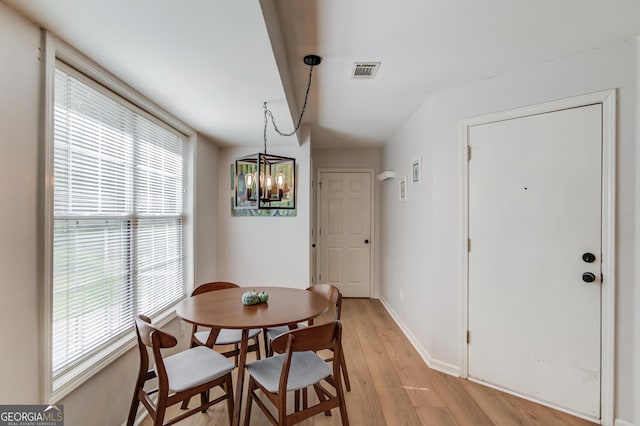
xmin=582 ymin=252 xmax=596 ymax=263
xmin=364 ymin=239 xmax=369 ymax=244
xmin=582 ymin=272 xmax=596 ymax=283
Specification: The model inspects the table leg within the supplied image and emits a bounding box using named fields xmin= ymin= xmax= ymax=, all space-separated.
xmin=232 ymin=328 xmax=250 ymax=426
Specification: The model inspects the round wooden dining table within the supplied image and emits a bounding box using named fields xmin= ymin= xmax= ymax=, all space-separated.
xmin=175 ymin=286 xmax=329 ymax=426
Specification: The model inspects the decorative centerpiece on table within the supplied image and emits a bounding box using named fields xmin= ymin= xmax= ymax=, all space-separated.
xmin=242 ymin=289 xmax=269 ymax=305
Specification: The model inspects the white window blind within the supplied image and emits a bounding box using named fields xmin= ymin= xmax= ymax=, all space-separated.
xmin=52 ymin=62 xmax=185 ymax=377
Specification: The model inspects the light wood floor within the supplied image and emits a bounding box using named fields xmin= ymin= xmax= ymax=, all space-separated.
xmin=141 ymin=299 xmax=593 ymax=425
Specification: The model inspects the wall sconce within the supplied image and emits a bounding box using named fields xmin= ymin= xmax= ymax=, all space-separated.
xmin=377 ymin=171 xmax=396 ymax=181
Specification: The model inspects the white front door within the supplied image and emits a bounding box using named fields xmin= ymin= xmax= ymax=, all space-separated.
xmin=317 ymin=171 xmax=372 ymax=297
xmin=467 ymin=104 xmax=602 ymax=419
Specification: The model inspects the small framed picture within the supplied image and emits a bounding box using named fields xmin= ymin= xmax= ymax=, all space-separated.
xmin=399 ymin=176 xmax=408 ymax=201
xmin=411 ymin=156 xmax=422 ymax=184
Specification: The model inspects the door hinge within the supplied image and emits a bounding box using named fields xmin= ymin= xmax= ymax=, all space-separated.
xmin=467 ymin=145 xmax=471 ymax=161
xmin=467 ymin=238 xmax=471 ymax=252
xmin=466 ymin=331 xmax=470 ymax=344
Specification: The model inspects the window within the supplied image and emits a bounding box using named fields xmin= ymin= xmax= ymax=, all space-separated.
xmin=50 ymin=61 xmax=186 ymax=390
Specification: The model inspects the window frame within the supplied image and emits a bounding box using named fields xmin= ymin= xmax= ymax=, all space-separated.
xmin=42 ymin=32 xmax=195 ymax=403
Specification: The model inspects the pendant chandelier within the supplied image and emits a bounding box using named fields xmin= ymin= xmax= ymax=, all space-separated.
xmin=234 ymin=55 xmax=322 ymax=211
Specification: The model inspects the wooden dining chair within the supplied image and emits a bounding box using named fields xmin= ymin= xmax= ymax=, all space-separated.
xmin=263 ymin=284 xmax=337 ymax=354
xmin=244 ymin=321 xmax=349 ymax=426
xmin=127 ymin=315 xmax=235 ymax=426
xmin=263 ymin=284 xmax=351 ymax=391
xmin=190 ymin=281 xmax=262 ymax=363
xmin=326 ymin=292 xmax=351 ymax=391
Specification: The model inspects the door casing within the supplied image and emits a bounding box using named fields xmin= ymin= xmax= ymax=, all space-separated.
xmin=460 ymin=90 xmax=616 ymax=425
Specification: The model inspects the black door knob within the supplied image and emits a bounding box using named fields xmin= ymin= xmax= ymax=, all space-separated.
xmin=582 ymin=272 xmax=596 ymax=283
xmin=312 ymin=243 xmax=316 ymax=248
xmin=364 ymin=239 xmax=369 ymax=244
xmin=582 ymin=252 xmax=596 ymax=263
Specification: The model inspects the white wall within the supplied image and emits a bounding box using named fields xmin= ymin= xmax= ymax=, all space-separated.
xmin=194 ymin=134 xmax=220 ymax=285
xmin=312 ymin=148 xmax=382 ymax=296
xmin=379 ymin=95 xmax=441 ymax=369
xmin=0 ymin=1 xmax=41 ymax=404
xmin=380 ymin=39 xmax=639 ymax=424
xmin=217 ymin=135 xmax=311 ymax=289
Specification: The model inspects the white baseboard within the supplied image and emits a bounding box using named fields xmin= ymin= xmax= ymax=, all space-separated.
xmin=615 ymin=419 xmax=635 ymax=426
xmin=378 ymin=297 xmax=460 ymax=377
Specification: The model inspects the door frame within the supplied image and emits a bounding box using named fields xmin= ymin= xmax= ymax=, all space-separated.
xmin=459 ymin=90 xmax=616 ymax=425
xmin=315 ymin=168 xmax=375 ymax=297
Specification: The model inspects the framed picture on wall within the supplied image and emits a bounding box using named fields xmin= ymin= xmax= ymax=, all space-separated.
xmin=411 ymin=156 xmax=422 ymax=184
xmin=399 ymin=176 xmax=408 ymax=201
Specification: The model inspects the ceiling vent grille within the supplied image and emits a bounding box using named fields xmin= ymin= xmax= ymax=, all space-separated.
xmin=352 ymin=62 xmax=381 ymax=79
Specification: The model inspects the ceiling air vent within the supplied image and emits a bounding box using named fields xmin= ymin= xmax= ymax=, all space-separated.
xmin=352 ymin=62 xmax=381 ymax=79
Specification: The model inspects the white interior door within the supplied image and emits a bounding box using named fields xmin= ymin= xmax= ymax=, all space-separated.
xmin=467 ymin=104 xmax=602 ymax=419
xmin=317 ymin=171 xmax=371 ymax=297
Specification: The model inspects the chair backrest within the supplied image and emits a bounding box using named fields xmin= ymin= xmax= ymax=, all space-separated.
xmin=271 ymin=320 xmax=341 ymax=354
xmin=307 ymin=284 xmax=341 ymax=321
xmin=335 ymin=293 xmax=343 ymax=321
xmin=134 ymin=314 xmax=178 ymax=394
xmin=135 ymin=315 xmax=178 ymax=349
xmin=192 ymin=281 xmax=239 ymax=296
xmin=307 ymin=283 xmax=339 ymax=305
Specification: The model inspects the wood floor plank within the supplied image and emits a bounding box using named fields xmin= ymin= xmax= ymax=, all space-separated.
xmin=348 ymin=299 xmax=423 ymax=425
xmin=138 ymin=298 xmax=595 ymax=426
xmin=427 ymin=370 xmax=495 ymax=425
xmin=334 ymin=299 xmax=387 ymax=425
xmin=416 ymin=406 xmax=461 ymax=426
xmin=461 ymin=379 xmax=535 ymax=425
xmin=365 ymin=303 xmax=447 ymax=409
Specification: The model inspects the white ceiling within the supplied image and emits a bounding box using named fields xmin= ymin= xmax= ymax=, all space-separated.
xmin=5 ymin=0 xmax=640 ymax=149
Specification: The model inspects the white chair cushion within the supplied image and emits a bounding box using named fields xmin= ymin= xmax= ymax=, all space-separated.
xmin=246 ymin=351 xmax=331 ymax=393
xmin=266 ymin=323 xmax=308 ymax=342
xmin=266 ymin=325 xmax=290 ymax=342
xmin=161 ymin=346 xmax=234 ymax=392
xmin=195 ymin=327 xmax=261 ymax=345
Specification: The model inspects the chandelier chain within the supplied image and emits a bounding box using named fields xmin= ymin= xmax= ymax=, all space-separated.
xmin=263 ymin=64 xmax=315 ymax=153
